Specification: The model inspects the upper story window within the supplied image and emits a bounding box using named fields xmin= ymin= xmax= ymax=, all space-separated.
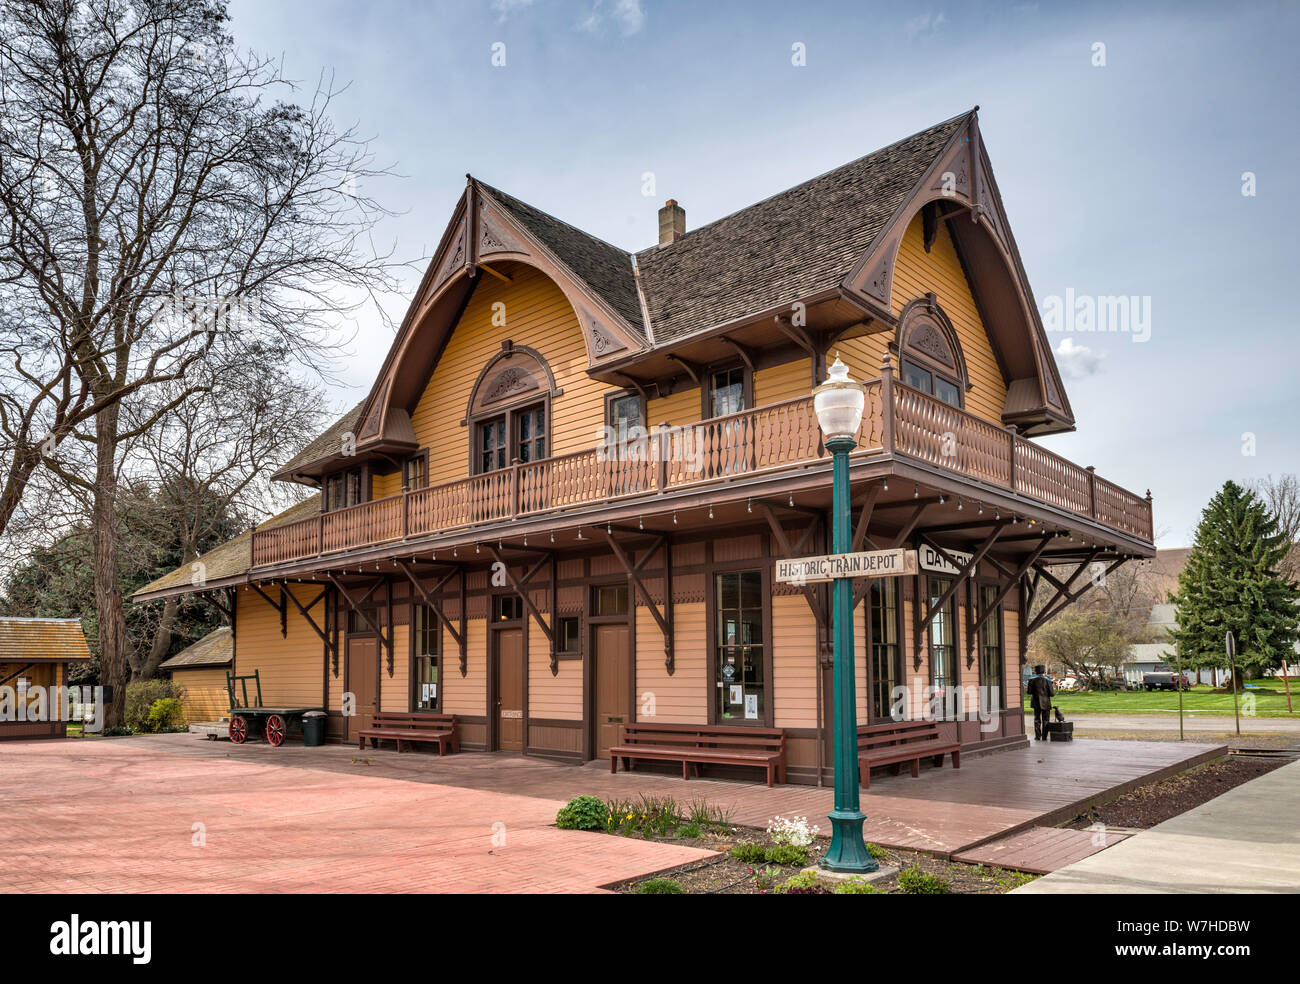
xmin=902 ymin=359 xmax=962 ymax=408
xmin=608 ymin=392 xmax=645 ymax=441
xmin=708 ymin=366 xmax=747 ymax=418
xmin=325 ymin=467 xmax=363 ymax=511
xmin=465 ymin=343 xmax=558 ymax=475
xmin=896 ymin=297 xmax=969 ymax=412
xmin=476 ymin=402 xmax=546 ymax=473
xmin=404 ymin=453 xmax=428 ymax=490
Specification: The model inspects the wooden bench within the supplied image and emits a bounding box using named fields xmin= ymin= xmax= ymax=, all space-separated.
xmin=609 ymin=723 xmax=787 ymax=787
xmin=857 ymin=720 xmax=960 ymax=788
xmin=358 ymin=712 xmax=459 ymax=755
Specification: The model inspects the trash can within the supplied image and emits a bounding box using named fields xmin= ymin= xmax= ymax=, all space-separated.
xmin=302 ymin=711 xmax=327 ymax=747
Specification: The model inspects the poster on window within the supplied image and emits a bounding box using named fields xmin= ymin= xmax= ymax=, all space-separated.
xmin=729 ymin=685 xmax=743 ymax=705
xmin=744 ymin=694 xmax=758 ymax=720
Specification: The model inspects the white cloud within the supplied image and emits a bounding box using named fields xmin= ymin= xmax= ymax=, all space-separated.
xmin=1055 ymin=337 xmax=1105 ymax=379
xmin=491 ymin=0 xmax=535 ymax=23
xmin=903 ymin=12 xmax=947 ymax=40
xmin=578 ymin=0 xmax=646 ymax=37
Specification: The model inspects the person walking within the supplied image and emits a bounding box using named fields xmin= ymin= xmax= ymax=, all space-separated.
xmin=1026 ymin=665 xmax=1055 ymax=741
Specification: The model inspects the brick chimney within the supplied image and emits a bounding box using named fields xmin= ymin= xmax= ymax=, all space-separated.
xmin=658 ymin=199 xmax=685 ymax=246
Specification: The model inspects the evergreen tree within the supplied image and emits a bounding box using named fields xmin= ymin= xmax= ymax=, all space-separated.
xmin=1170 ymin=480 xmax=1300 ymax=683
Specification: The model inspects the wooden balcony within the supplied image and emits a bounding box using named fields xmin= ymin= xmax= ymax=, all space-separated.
xmin=251 ymin=373 xmax=1153 ymax=569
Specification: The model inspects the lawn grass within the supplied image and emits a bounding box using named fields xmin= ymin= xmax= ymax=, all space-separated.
xmin=1023 ymin=679 xmax=1298 ymax=717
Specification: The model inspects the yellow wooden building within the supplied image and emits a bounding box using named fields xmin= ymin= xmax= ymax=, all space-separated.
xmin=0 ymin=617 xmax=91 ymax=740
xmin=135 ymin=110 xmax=1154 ymax=782
xmin=159 ymin=626 xmax=234 ymax=725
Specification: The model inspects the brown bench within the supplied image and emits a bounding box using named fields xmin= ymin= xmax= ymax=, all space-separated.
xmin=609 ymin=723 xmax=787 ymax=787
xmin=358 ymin=712 xmax=459 ymax=754
xmin=857 ymin=719 xmax=960 ymax=788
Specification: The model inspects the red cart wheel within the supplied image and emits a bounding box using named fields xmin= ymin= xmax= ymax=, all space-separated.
xmin=229 ymin=715 xmax=248 ymax=744
xmin=265 ymin=714 xmax=287 ymax=747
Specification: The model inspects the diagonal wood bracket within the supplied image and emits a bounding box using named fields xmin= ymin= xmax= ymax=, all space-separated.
xmin=486 ymin=546 xmax=554 ymax=664
xmin=760 ymin=504 xmax=829 ymax=654
xmin=277 ymin=582 xmax=337 ymax=666
xmin=968 ymin=535 xmax=1053 ymax=662
xmin=916 ymin=523 xmax=1008 ymax=641
xmin=396 ymin=561 xmax=467 ymax=674
xmin=327 ymin=575 xmax=393 ymax=672
xmin=600 ymin=530 xmax=675 ymax=673
xmin=1025 ymin=551 xmax=1127 ymax=634
xmin=854 ymin=494 xmax=925 ymax=609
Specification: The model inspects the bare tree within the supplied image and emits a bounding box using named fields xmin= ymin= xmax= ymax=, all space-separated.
xmin=1252 ymin=474 xmax=1300 ymax=582
xmin=0 ymin=0 xmax=396 ymax=724
xmin=119 ymin=359 xmax=324 ymax=678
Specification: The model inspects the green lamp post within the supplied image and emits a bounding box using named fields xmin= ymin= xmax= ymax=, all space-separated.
xmin=813 ymin=355 xmax=877 ymax=873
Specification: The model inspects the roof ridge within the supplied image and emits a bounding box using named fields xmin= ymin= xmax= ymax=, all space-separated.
xmin=0 ymin=616 xmax=82 ymax=623
xmin=633 ymin=108 xmax=975 ymax=256
xmin=473 ymin=179 xmax=635 ymax=258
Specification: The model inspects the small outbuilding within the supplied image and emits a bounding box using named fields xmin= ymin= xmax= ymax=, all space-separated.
xmin=159 ymin=626 xmax=233 ymax=724
xmin=0 ymin=617 xmax=92 ymax=740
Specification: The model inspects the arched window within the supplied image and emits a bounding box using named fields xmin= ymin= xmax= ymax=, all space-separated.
xmin=896 ymin=296 xmax=969 ymax=409
xmin=464 ymin=343 xmax=560 ymax=473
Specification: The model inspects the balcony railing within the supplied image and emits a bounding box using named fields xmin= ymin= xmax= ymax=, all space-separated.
xmin=251 ymin=371 xmax=1152 ymax=568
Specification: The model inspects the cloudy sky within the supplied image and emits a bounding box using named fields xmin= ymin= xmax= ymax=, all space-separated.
xmin=228 ymin=0 xmax=1300 ymax=546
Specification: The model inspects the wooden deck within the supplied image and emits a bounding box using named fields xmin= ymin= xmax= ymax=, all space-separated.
xmin=250 ymin=378 xmax=1153 ymax=568
xmin=135 ymin=733 xmax=1222 ymax=859
xmin=953 ymin=826 xmax=1131 ymax=874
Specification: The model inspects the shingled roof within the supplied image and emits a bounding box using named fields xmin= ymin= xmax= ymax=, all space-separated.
xmin=268 ymin=111 xmax=976 ymax=484
xmin=159 ymin=626 xmax=232 ymax=671
xmin=634 ymin=111 xmax=970 ymax=343
xmin=479 ymin=181 xmax=646 ymax=333
xmin=0 ymin=617 xmax=91 ymax=662
xmin=133 ymin=494 xmax=321 ymax=601
xmin=274 ymin=401 xmax=366 ymax=481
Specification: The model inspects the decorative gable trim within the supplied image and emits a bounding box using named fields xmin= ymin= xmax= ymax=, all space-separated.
xmin=841 ymin=110 xmax=1075 ymax=432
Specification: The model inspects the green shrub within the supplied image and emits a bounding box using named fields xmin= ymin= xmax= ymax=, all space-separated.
xmin=144 ymin=697 xmax=186 ymax=733
xmin=676 ymin=822 xmax=702 ymax=839
xmin=898 ymin=867 xmax=950 ymax=895
xmin=834 ymin=877 xmax=882 ymax=895
xmin=775 ymin=872 xmax=832 ymax=894
xmin=556 ymin=795 xmax=607 ymax=831
xmin=635 ymin=877 xmax=684 ymax=894
xmin=605 ymin=795 xmax=683 ymax=839
xmin=686 ymin=797 xmax=733 ymax=828
xmin=764 ymin=843 xmax=810 ymax=866
xmin=865 ymin=842 xmax=890 ymax=861
xmin=729 ymin=843 xmax=768 ymax=864
xmin=101 ymin=726 xmax=134 ymax=737
xmin=125 ymin=679 xmax=183 ymax=731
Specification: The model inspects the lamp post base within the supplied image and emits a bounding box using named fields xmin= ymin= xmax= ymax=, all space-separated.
xmin=820 ymin=808 xmax=880 ymax=873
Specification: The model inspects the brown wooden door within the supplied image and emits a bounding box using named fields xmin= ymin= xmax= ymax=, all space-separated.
xmin=496 ymin=629 xmax=525 ymax=751
xmin=347 ymin=636 xmax=379 ymax=742
xmin=594 ymin=624 xmax=631 ymax=758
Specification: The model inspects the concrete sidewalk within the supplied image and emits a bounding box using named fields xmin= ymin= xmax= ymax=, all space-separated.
xmin=1013 ymin=759 xmax=1300 ymax=894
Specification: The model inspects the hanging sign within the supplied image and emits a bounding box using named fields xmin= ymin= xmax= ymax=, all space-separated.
xmin=917 ymin=544 xmax=974 ymax=576
xmin=774 ymin=549 xmax=917 ymax=585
